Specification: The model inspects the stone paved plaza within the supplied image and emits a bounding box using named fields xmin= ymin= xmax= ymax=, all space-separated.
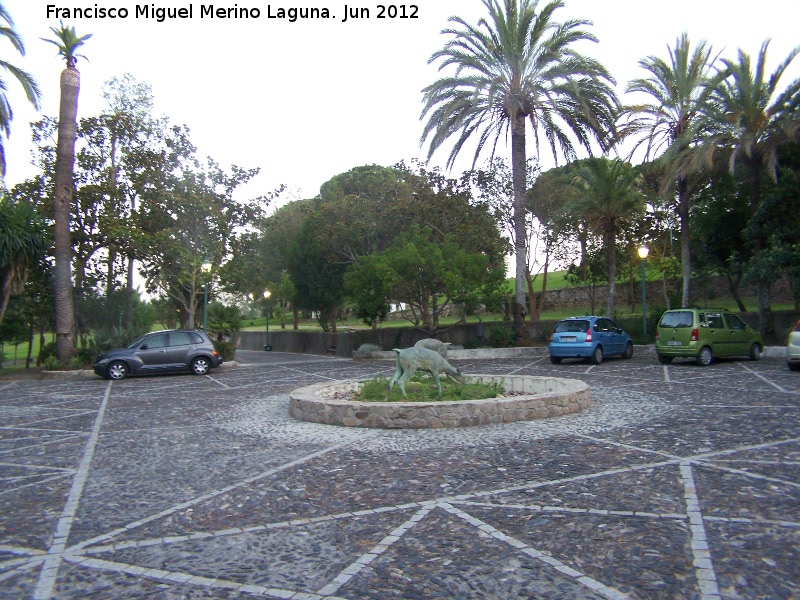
xmin=1 ymin=349 xmax=799 ymax=599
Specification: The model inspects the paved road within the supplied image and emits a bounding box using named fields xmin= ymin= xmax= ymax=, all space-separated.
xmin=1 ymin=350 xmax=798 ymax=599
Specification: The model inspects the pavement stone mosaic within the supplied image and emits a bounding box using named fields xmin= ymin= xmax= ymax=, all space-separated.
xmin=1 ymin=349 xmax=799 ymax=599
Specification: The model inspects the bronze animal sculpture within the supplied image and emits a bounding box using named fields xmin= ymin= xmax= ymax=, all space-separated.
xmin=386 ymin=346 xmax=465 ymax=400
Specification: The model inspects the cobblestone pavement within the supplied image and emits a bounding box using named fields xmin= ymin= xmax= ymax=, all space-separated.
xmin=1 ymin=349 xmax=799 ymax=599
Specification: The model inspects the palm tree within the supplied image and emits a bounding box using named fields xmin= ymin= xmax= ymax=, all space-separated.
xmin=697 ymin=40 xmax=800 ymax=335
xmin=569 ymin=158 xmax=643 ymax=318
xmin=420 ymin=0 xmax=618 ymax=340
xmin=0 ymin=3 xmax=41 ymax=178
xmin=620 ymin=33 xmax=721 ymax=309
xmin=42 ymin=22 xmax=91 ymax=363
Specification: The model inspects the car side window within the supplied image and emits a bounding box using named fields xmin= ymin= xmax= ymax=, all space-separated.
xmin=725 ymin=314 xmax=747 ymax=331
xmin=704 ymin=313 xmax=724 ymax=329
xmin=144 ymin=334 xmax=167 ymax=349
xmin=189 ymin=332 xmax=204 ymax=344
xmin=169 ymin=332 xmax=192 ymax=346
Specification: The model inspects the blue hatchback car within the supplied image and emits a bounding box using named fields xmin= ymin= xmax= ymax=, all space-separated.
xmin=549 ymin=316 xmax=634 ymax=365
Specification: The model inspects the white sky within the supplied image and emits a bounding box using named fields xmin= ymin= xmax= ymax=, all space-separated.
xmin=3 ymin=0 xmax=800 ymax=209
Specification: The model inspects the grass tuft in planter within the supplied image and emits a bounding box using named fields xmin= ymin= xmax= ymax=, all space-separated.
xmin=354 ymin=373 xmax=504 ymax=402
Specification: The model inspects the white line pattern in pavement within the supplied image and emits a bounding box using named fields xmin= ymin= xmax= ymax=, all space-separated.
xmin=33 ymin=381 xmax=113 ymax=600
xmin=680 ymin=462 xmax=721 ymax=600
xmin=2 ymin=358 xmax=799 ymax=599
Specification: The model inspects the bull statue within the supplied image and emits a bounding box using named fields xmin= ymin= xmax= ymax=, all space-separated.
xmin=414 ymin=337 xmax=451 ymax=359
xmin=386 ymin=346 xmax=465 ymax=401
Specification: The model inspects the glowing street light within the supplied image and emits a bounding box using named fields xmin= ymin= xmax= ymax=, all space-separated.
xmin=638 ymin=246 xmax=649 ymax=337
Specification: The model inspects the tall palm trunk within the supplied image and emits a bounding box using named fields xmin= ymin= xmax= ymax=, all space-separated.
xmin=677 ymin=176 xmax=691 ymax=308
xmin=745 ymin=158 xmax=773 ymax=337
xmin=511 ymin=113 xmax=528 ymax=341
xmin=605 ymin=230 xmax=617 ymax=318
xmin=53 ymin=65 xmax=79 ymax=362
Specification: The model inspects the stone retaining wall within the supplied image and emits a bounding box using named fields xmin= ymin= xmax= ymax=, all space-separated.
xmin=288 ymin=374 xmax=590 ymax=429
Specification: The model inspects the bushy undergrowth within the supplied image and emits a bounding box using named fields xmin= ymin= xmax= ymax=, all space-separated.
xmin=213 ymin=340 xmax=235 ymax=362
xmin=353 ymin=372 xmax=504 ymax=402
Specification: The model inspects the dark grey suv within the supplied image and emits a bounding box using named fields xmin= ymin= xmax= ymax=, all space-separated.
xmin=93 ymin=329 xmax=223 ymax=380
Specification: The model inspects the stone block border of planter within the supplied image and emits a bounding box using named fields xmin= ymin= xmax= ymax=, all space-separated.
xmin=288 ymin=374 xmax=590 ymax=429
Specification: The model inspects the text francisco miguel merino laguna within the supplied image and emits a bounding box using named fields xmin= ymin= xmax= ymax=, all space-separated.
xmin=46 ymin=4 xmax=420 ymax=23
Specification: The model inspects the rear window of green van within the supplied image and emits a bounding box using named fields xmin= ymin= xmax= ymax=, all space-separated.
xmin=659 ymin=311 xmax=694 ymax=328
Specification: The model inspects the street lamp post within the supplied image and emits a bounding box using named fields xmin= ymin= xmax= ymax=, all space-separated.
xmin=638 ymin=246 xmax=649 ymax=337
xmin=263 ymin=289 xmax=272 ymax=351
xmin=202 ymin=261 xmax=212 ymax=332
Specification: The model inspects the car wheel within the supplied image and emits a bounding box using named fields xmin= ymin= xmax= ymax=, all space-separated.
xmin=623 ymin=342 xmax=634 ymax=359
xmin=191 ymin=357 xmax=211 ymax=375
xmin=697 ymin=346 xmax=713 ymax=367
xmin=749 ymin=343 xmax=762 ymax=361
xmin=550 ymin=356 xmax=562 ymax=365
xmin=590 ymin=346 xmax=603 ymax=365
xmin=789 ymin=362 xmax=800 ymax=372
xmin=107 ymin=361 xmax=128 ymax=380
xmin=657 ymin=354 xmax=673 ymax=365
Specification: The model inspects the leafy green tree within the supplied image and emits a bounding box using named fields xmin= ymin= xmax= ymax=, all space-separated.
xmin=287 ymin=162 xmax=506 ymax=330
xmin=621 ymin=33 xmax=722 ymax=308
xmin=0 ymin=296 xmax=28 ymax=367
xmin=138 ymin=160 xmax=264 ymax=329
xmin=286 ymin=217 xmax=347 ymax=332
xmin=564 ymin=247 xmax=608 ymax=316
xmin=697 ymin=40 xmax=800 ymax=334
xmin=0 ymin=3 xmax=41 ymax=178
xmin=691 ymin=169 xmax=751 ymax=312
xmin=568 ymin=158 xmax=644 ymax=317
xmin=96 ymin=74 xmax=166 ymax=326
xmin=343 ymin=254 xmax=397 ymax=328
xmin=363 ymin=227 xmax=504 ymax=336
xmin=421 ymin=0 xmax=618 ymax=339
xmin=42 ymin=22 xmax=91 ymax=362
xmin=525 ymin=163 xmax=579 ymax=319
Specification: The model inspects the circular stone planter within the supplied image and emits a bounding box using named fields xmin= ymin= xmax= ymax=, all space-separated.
xmin=289 ymin=374 xmax=590 ymax=429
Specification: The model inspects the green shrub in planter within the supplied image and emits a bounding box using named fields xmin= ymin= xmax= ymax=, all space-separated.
xmin=39 ymin=341 xmax=57 ymax=364
xmin=213 ymin=340 xmax=235 ymax=362
xmin=43 ymin=356 xmax=60 ymax=371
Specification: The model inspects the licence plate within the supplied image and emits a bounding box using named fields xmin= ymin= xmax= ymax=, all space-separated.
xmin=561 ymin=336 xmax=577 ymax=342
xmin=667 ymin=340 xmax=682 ymax=346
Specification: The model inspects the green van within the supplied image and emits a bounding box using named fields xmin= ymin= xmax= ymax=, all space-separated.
xmin=655 ymin=308 xmax=764 ymax=366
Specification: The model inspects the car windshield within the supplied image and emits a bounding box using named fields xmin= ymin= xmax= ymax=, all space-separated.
xmin=555 ymin=320 xmax=589 ymax=333
xmin=660 ymin=311 xmax=693 ymax=328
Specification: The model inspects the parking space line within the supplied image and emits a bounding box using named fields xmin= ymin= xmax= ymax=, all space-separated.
xmin=0 ymin=380 xmax=18 ymax=391
xmin=664 ymin=365 xmax=671 ymax=383
xmin=66 ymin=434 xmax=376 ymax=554
xmin=695 ymin=460 xmax=800 ymax=490
xmin=204 ymin=375 xmax=230 ymax=389
xmin=680 ymin=462 xmax=721 ymax=600
xmin=738 ymin=364 xmax=788 ymax=393
xmin=506 ymin=360 xmax=545 ymax=375
xmin=441 ymin=502 xmax=628 ymax=600
xmin=34 ymin=381 xmax=112 ymax=600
